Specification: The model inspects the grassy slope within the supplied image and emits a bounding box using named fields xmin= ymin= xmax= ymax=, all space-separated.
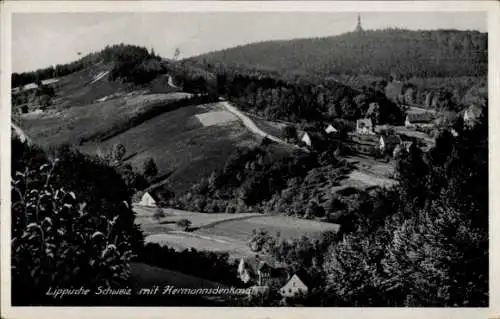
xmin=81 ymin=102 xmax=259 ymax=194
xmin=20 ymin=92 xmax=191 ymax=147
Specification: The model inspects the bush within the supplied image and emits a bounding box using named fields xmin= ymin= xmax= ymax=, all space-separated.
xmin=11 ymin=160 xmax=136 ymax=305
xmin=176 ymin=219 xmax=192 ymax=231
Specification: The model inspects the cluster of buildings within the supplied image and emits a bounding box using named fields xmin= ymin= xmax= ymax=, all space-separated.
xmin=297 ymin=102 xmax=484 ymax=159
xmin=237 ymin=256 xmax=311 ymax=300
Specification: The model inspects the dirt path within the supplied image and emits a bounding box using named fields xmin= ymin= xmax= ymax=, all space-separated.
xmin=219 ymin=100 xmax=306 ymax=152
xmin=167 ymin=75 xmax=179 ymax=89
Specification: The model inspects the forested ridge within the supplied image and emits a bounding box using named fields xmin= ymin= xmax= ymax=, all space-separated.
xmin=12 ymin=44 xmax=169 ymax=88
xmin=189 ymin=29 xmax=487 ymax=78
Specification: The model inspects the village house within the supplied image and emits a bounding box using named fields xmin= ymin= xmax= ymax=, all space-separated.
xmin=300 ymin=131 xmax=328 ymax=150
xmin=279 ymin=272 xmax=311 ymax=298
xmin=301 ymin=132 xmax=312 ymax=147
xmin=237 ymin=257 xmax=289 ymax=295
xmin=325 ymin=124 xmax=338 ymax=134
xmin=237 ymin=258 xmax=272 ymax=286
xmin=139 ymin=192 xmax=157 ymax=207
xmin=463 ymin=104 xmax=484 ymax=128
xmin=356 ymin=118 xmax=374 ymax=135
xmin=405 ymin=112 xmax=436 ymax=128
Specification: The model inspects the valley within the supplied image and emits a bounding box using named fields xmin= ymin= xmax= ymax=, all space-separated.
xmin=10 ymin=22 xmax=488 ymax=307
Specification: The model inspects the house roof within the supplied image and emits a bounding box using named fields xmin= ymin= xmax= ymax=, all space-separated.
xmin=406 ymin=112 xmax=435 ymax=123
xmin=325 ymin=124 xmax=337 ymax=133
xmin=288 ymin=269 xmax=313 ymax=288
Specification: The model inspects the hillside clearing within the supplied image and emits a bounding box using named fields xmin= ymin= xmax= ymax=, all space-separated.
xmin=83 ymin=102 xmax=259 ymax=193
xmin=195 ymin=111 xmax=237 ymax=127
xmin=20 ymin=92 xmax=194 ymax=147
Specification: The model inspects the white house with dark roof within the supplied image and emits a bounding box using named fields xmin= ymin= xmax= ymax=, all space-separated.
xmin=280 ymin=273 xmax=309 ymax=298
xmin=139 ymin=192 xmax=157 ymax=207
xmin=325 ymin=124 xmax=338 ymax=134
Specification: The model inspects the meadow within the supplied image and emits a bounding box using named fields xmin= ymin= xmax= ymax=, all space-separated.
xmin=134 ymin=205 xmax=340 ymax=259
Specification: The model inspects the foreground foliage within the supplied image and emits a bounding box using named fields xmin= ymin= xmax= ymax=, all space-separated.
xmin=11 ymin=137 xmax=144 ymax=305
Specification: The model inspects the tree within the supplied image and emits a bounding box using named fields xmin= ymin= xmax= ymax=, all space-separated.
xmin=281 ymin=125 xmax=298 ymax=142
xmin=176 ymin=219 xmax=192 ymax=231
xmin=365 ymin=102 xmax=380 ymax=125
xmin=111 ymin=143 xmax=126 ymax=164
xmin=339 ymin=96 xmax=359 ymax=120
xmin=153 ymin=207 xmax=165 ymax=221
xmin=143 ymin=158 xmax=158 ymax=179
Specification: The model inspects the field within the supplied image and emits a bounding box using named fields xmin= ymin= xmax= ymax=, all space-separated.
xmin=20 ymin=92 xmax=193 ymax=147
xmin=134 ymin=205 xmax=340 ymax=260
xmin=195 ymin=111 xmax=237 ymax=127
xmin=85 ymin=102 xmax=258 ymax=193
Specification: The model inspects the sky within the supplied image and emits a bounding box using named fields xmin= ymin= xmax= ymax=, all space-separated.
xmin=11 ymin=12 xmax=487 ymax=73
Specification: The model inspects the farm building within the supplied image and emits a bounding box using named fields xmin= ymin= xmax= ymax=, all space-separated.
xmin=139 ymin=192 xmax=157 ymax=207
xmin=463 ymin=104 xmax=484 ymax=128
xmin=237 ymin=258 xmax=271 ymax=286
xmin=356 ymin=118 xmax=374 ymax=135
xmin=405 ymin=112 xmax=436 ymax=128
xmin=237 ymin=257 xmax=288 ymax=287
xmin=301 ymin=132 xmax=312 ymax=147
xmin=279 ymin=272 xmax=311 ymax=298
xmin=345 ymin=132 xmax=379 ymax=155
xmin=325 ymin=124 xmax=338 ymax=134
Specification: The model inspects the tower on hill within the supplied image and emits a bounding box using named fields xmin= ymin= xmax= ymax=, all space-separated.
xmin=355 ymin=13 xmax=363 ymax=32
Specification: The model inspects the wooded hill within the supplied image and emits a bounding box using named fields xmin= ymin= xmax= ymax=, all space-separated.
xmin=188 ymin=29 xmax=487 ymax=79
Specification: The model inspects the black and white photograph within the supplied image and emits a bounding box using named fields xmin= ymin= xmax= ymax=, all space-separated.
xmin=1 ymin=1 xmax=498 ymax=317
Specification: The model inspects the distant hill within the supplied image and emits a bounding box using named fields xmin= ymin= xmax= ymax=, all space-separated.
xmin=189 ymin=29 xmax=487 ymax=79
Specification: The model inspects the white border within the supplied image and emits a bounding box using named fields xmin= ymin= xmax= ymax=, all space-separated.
xmin=1 ymin=2 xmax=499 ymax=319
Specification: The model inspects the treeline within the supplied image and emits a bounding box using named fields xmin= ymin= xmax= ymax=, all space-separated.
xmin=337 ymin=74 xmax=487 ymax=112
xmin=12 ymin=44 xmax=169 ymax=88
xmin=172 ymin=145 xmax=320 ymax=214
xmin=215 ymin=72 xmax=404 ymax=125
xmin=191 ymin=29 xmax=487 ymax=79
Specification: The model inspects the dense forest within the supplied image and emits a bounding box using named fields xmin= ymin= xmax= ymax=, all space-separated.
xmin=210 ymin=72 xmax=405 ymax=125
xmin=190 ymin=29 xmax=487 ymax=79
